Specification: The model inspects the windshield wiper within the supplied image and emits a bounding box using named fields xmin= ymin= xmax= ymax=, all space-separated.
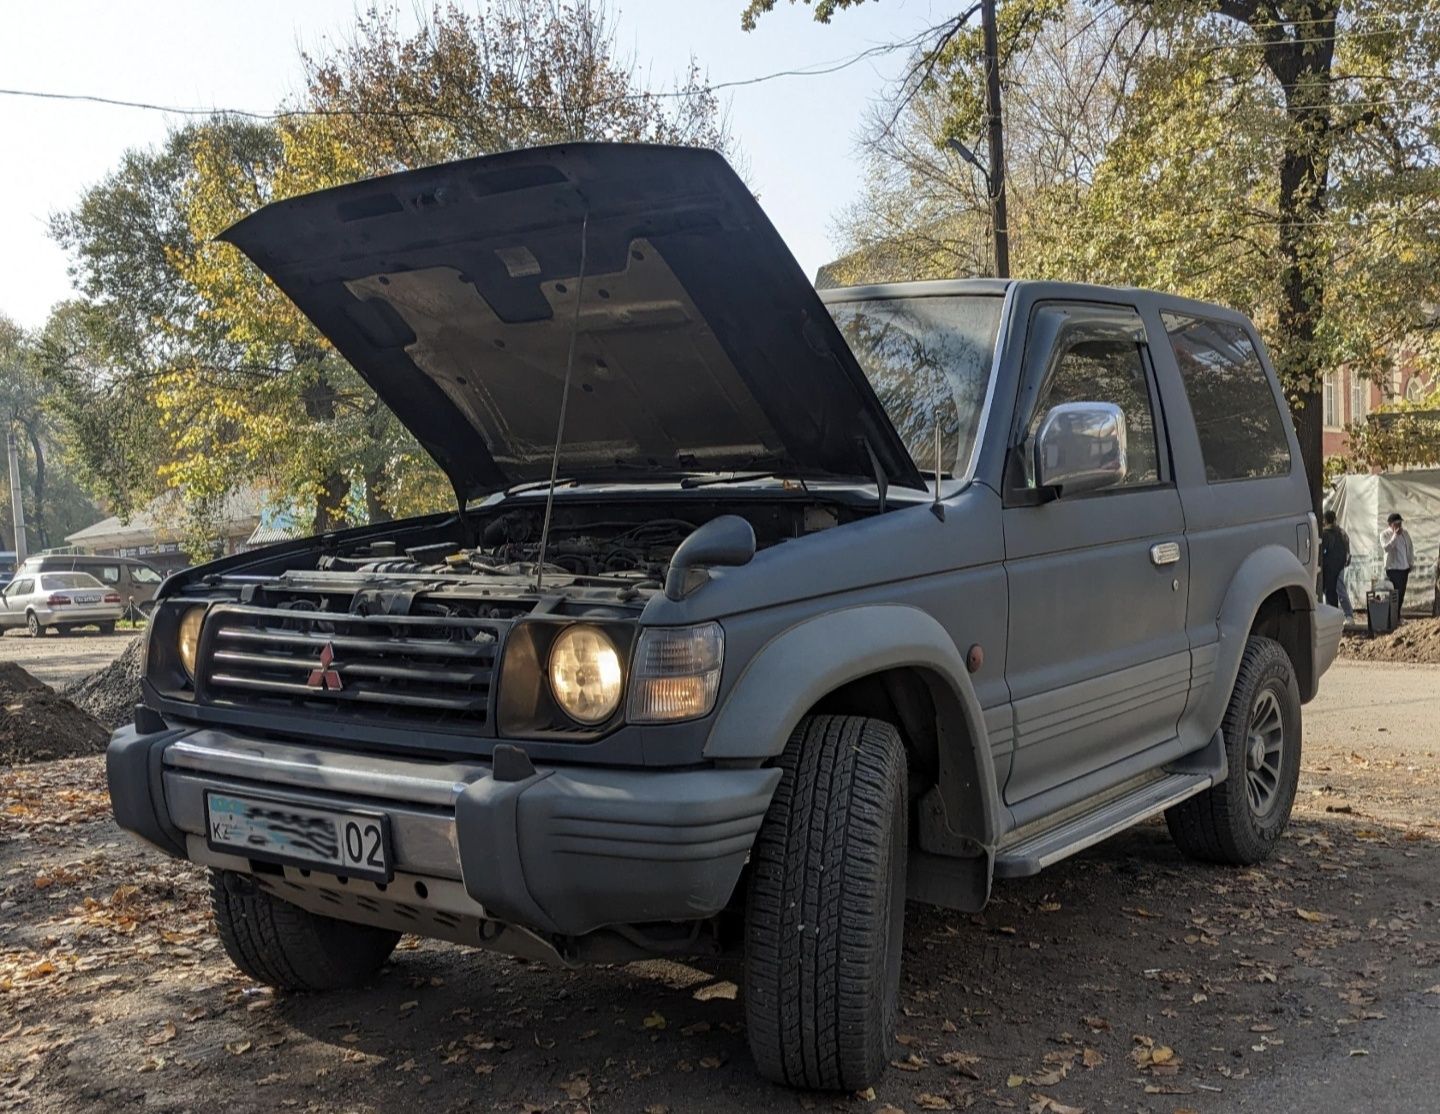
xmin=679 ymin=471 xmax=794 ymax=489
xmin=502 ymin=477 xmax=577 ymax=497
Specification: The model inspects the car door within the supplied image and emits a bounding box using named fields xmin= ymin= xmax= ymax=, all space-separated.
xmin=1 ymin=577 xmax=34 ymax=628
xmin=128 ymin=563 xmax=164 ymax=605
xmin=1001 ymin=302 xmax=1190 ymax=808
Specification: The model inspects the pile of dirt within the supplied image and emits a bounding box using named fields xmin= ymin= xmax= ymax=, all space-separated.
xmin=64 ymin=636 xmax=144 ymax=729
xmin=0 ymin=662 xmax=109 ymax=765
xmin=0 ymin=661 xmax=50 ymax=697
xmin=1340 ymin=614 xmax=1440 ymax=664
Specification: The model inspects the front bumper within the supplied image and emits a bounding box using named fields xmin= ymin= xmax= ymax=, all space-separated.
xmin=107 ymin=725 xmax=779 ymax=942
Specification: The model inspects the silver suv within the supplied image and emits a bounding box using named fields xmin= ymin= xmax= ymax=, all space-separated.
xmin=107 ymin=144 xmax=1343 ymax=1091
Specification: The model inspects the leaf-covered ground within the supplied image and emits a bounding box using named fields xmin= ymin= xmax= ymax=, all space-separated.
xmin=2 ymin=661 xmax=1437 ymax=1114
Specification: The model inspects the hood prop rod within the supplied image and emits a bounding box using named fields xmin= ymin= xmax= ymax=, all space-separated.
xmin=533 ymin=211 xmax=590 ymax=592
xmin=931 ymin=425 xmax=946 ymax=521
xmin=861 ymin=436 xmax=888 ymax=514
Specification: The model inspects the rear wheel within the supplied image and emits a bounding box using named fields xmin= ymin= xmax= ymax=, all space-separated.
xmin=57 ymin=625 xmax=75 ymax=637
xmin=25 ymin=612 xmax=42 ymax=638
xmin=1166 ymin=636 xmax=1301 ymax=864
xmin=209 ymin=870 xmax=400 ymax=991
xmin=744 ymin=714 xmax=908 ymax=1091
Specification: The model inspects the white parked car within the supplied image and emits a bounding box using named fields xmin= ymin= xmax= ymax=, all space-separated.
xmin=0 ymin=571 xmax=124 ymax=636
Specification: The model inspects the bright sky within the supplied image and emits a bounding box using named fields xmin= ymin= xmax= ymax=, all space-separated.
xmin=0 ymin=0 xmax=943 ymax=330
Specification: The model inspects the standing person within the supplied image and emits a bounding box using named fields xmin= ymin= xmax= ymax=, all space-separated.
xmin=1382 ymin=512 xmax=1415 ymax=618
xmin=1319 ymin=510 xmax=1352 ymax=619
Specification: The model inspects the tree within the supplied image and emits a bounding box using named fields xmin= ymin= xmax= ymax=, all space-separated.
xmin=1 ymin=314 xmax=101 ymax=551
xmin=820 ymin=6 xmax=1140 ymax=285
xmin=754 ymin=0 xmax=1440 ymax=514
xmin=52 ymin=0 xmax=732 ymax=538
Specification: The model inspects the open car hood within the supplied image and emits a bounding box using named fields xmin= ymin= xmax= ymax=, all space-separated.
xmin=220 ymin=143 xmax=925 ymax=499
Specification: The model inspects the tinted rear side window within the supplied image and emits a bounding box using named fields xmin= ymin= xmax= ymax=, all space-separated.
xmin=1162 ymin=312 xmax=1291 ymax=481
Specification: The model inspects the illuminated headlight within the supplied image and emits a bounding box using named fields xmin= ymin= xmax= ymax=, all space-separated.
xmin=548 ymin=625 xmax=624 ymax=725
xmin=628 ymin=622 xmax=724 ymax=724
xmin=177 ymin=606 xmax=205 ymax=681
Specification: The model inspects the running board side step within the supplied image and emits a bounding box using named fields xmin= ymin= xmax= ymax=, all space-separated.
xmin=993 ymin=772 xmax=1213 ymax=878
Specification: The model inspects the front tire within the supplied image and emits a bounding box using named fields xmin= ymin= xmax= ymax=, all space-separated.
xmin=209 ymin=870 xmax=400 ymax=991
xmin=1166 ymin=636 xmax=1301 ymax=864
xmin=744 ymin=715 xmax=908 ymax=1090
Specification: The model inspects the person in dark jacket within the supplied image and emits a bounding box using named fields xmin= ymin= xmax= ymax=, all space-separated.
xmin=1320 ymin=510 xmax=1351 ymax=617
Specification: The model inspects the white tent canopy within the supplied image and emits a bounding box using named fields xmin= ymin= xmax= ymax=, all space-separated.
xmin=1326 ymin=470 xmax=1440 ymax=614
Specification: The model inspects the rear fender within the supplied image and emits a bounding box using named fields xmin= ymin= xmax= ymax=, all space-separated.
xmin=1202 ymin=545 xmax=1316 ymax=729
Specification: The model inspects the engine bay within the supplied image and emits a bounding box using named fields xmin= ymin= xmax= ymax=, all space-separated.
xmin=316 ymin=511 xmax=699 ymax=583
xmin=196 ymin=493 xmax=874 ymax=619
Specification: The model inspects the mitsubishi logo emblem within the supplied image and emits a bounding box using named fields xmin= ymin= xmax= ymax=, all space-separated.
xmin=307 ymin=642 xmax=343 ymax=691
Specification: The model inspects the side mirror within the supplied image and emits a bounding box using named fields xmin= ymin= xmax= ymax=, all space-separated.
xmin=1033 ymin=401 xmax=1128 ymax=497
xmin=664 ymin=514 xmax=756 ymax=601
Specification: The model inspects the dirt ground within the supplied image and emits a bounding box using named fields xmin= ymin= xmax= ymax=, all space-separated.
xmin=2 ymin=651 xmax=1438 ymax=1114
xmin=0 ymin=631 xmax=141 ymax=690
xmin=1340 ymin=615 xmax=1440 ymax=665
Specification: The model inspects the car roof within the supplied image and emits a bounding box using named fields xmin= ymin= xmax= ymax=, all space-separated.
xmin=25 ymin=554 xmax=157 ymax=567
xmin=818 ymin=278 xmax=1252 ymax=326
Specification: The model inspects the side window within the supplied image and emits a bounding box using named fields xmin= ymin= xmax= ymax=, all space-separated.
xmin=131 ymin=566 xmax=163 ymax=584
xmin=7 ymin=578 xmax=33 ymax=596
xmin=98 ymin=566 xmax=122 ymax=584
xmin=1031 ymin=318 xmax=1161 ymax=488
xmin=1161 ymin=312 xmax=1292 ymax=481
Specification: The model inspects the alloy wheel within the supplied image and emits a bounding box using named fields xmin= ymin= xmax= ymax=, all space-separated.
xmin=1244 ymin=688 xmax=1285 ymax=817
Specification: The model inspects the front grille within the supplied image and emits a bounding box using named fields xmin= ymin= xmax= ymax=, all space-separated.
xmin=197 ymin=603 xmax=505 ymax=731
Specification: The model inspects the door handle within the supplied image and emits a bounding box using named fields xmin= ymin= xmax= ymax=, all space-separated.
xmin=1150 ymin=541 xmax=1181 ymax=566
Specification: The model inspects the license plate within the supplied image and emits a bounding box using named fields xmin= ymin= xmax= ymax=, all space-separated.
xmin=204 ymin=791 xmax=392 ymax=882
xmin=75 ymin=594 xmax=101 ymax=604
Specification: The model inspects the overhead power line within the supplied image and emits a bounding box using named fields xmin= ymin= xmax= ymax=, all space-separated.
xmin=0 ymin=21 xmax=953 ymax=123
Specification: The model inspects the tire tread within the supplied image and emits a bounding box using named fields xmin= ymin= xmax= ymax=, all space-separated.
xmin=1167 ymin=636 xmax=1300 ymax=865
xmin=744 ymin=715 xmax=907 ymax=1090
xmin=209 ymin=870 xmax=399 ymax=991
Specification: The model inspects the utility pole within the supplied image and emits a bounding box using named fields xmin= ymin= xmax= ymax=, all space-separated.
xmin=6 ymin=426 xmax=27 ymax=565
xmin=980 ymin=0 xmax=1009 ymax=279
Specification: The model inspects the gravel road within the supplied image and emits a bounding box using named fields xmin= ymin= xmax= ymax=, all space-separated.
xmin=2 ymin=658 xmax=1437 ymax=1114
xmin=0 ymin=630 xmax=141 ymax=689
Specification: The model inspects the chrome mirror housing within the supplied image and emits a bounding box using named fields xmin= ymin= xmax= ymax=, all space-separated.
xmin=1033 ymin=402 xmax=1128 ymax=496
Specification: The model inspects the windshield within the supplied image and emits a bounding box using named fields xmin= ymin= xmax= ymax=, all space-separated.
xmin=828 ymin=294 xmax=1003 ymax=477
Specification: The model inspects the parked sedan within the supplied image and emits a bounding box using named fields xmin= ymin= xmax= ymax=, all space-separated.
xmin=0 ymin=571 xmax=124 ymax=636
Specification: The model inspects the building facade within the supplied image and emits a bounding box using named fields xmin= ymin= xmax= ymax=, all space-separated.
xmin=1321 ymin=363 xmax=1436 ymax=459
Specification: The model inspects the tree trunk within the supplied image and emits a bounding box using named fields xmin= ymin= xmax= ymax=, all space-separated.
xmin=314 ymin=472 xmax=349 ymax=533
xmin=1260 ymin=2 xmax=1338 ymax=518
xmin=363 ymin=463 xmax=392 ymax=524
xmin=23 ymin=422 xmax=47 ymax=550
xmin=300 ymin=370 xmax=348 ymax=532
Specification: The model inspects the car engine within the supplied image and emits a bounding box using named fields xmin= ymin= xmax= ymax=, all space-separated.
xmin=315 ymin=511 xmax=697 ymax=585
